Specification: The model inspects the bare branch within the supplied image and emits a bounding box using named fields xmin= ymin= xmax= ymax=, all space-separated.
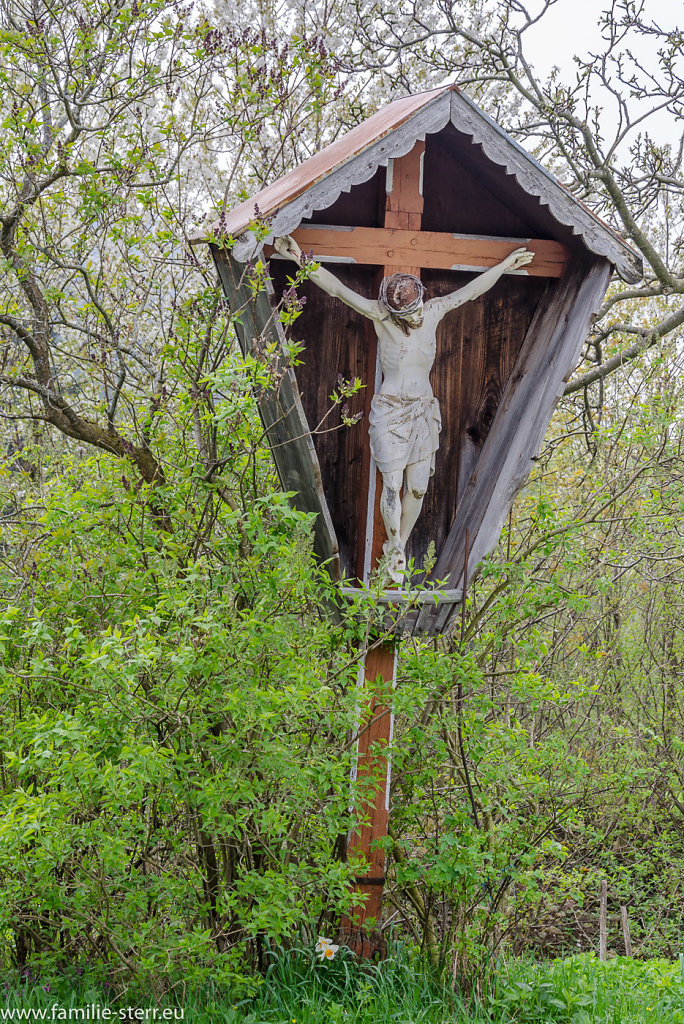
xmin=565 ymin=302 xmax=684 ymax=395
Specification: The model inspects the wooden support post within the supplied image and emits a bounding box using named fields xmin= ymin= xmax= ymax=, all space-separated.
xmin=599 ymin=879 xmax=608 ymax=961
xmin=342 ymin=641 xmax=397 ymax=958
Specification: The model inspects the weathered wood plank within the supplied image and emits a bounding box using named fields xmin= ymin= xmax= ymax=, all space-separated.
xmin=267 ymin=226 xmax=568 ymax=277
xmin=342 ymin=640 xmax=397 ymax=957
xmin=346 ymin=642 xmax=396 ymax=890
xmin=433 ymin=257 xmax=612 ymax=609
xmin=406 ymin=270 xmax=546 ymax=573
xmin=600 ymin=879 xmax=608 ymax=961
xmin=213 ymin=249 xmax=341 ymax=579
xmin=385 ymin=140 xmax=425 ymax=233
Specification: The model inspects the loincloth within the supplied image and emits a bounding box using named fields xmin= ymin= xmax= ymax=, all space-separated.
xmin=368 ymin=393 xmax=442 ymax=476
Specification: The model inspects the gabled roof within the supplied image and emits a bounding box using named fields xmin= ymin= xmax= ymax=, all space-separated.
xmin=204 ymin=84 xmax=642 ymax=283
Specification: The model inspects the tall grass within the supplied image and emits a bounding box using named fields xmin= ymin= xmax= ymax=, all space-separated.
xmin=236 ymin=943 xmax=483 ymax=1023
xmin=2 ymin=950 xmax=683 ymax=1022
xmin=491 ymin=953 xmax=684 ymax=1023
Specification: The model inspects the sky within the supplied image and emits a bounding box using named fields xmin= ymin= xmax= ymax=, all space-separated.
xmin=520 ymin=0 xmax=680 ymax=148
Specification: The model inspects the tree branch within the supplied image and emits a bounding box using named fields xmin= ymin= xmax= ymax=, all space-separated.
xmin=565 ymin=302 xmax=684 ymax=395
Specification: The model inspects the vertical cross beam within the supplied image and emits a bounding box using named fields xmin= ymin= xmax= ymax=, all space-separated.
xmin=342 ymin=142 xmax=425 ymax=958
xmin=356 ymin=140 xmax=426 ymax=585
xmin=384 ymin=140 xmax=425 ymax=263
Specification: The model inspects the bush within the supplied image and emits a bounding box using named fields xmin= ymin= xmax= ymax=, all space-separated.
xmin=0 ymin=457 xmax=366 ymax=993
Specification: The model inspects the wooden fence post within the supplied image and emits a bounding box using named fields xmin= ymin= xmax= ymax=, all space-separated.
xmin=599 ymin=880 xmax=608 ymax=961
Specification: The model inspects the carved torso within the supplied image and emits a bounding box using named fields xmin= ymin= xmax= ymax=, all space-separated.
xmin=374 ymin=309 xmax=439 ymax=397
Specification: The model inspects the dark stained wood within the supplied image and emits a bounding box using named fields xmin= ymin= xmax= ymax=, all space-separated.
xmin=433 ymin=257 xmax=613 ymax=616
xmin=422 ymin=128 xmax=549 ymax=238
xmin=423 ymin=125 xmax=590 ymax=258
xmin=405 ymin=269 xmax=547 ymax=574
xmin=213 ymin=251 xmax=341 ymax=578
xmin=268 ymin=261 xmax=373 ymax=579
xmin=270 ymin=226 xmax=569 ymax=277
xmin=306 ymin=167 xmax=387 ymax=228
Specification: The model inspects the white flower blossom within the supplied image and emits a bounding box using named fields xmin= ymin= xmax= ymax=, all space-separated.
xmin=319 ymin=943 xmax=339 ymax=960
xmin=315 ymin=935 xmax=341 ymax=960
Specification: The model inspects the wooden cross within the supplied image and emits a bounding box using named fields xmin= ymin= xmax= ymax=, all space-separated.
xmin=269 ymin=141 xmax=567 ymax=955
xmin=284 ymin=135 xmax=568 ymax=281
xmin=266 ymin=141 xmax=568 ymax=587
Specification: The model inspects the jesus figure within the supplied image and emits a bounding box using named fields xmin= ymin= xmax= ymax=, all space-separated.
xmin=274 ymin=234 xmax=534 ymax=584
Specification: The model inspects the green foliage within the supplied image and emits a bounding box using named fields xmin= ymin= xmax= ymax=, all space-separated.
xmin=245 ymin=943 xmax=475 ymax=1023
xmin=3 ymin=953 xmax=684 ymax=1022
xmin=489 ymin=955 xmax=684 ymax=1023
xmin=0 ymin=444 xmax=370 ymax=991
xmin=378 ymin=348 xmax=684 ymax=978
xmin=0 ymin=0 xmax=347 ymax=480
xmin=1 ymin=0 xmax=683 ymax=997
xmin=2 ymin=337 xmax=683 ymax=990
xmin=0 ymin=943 xmax=484 ymax=1023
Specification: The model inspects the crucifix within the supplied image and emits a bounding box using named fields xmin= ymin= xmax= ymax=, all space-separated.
xmin=207 ymin=83 xmax=638 ymax=961
xmin=269 ymin=139 xmax=549 ymax=953
xmin=272 ymin=239 xmax=532 ymax=583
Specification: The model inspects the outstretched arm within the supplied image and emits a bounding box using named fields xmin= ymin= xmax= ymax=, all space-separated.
xmin=273 ymin=235 xmax=381 ymax=321
xmin=425 ymin=247 xmax=535 ymax=320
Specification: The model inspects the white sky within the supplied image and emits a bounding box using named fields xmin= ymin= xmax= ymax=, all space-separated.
xmin=520 ymin=0 xmax=680 ymax=149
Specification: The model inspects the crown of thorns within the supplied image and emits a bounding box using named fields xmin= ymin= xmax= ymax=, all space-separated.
xmin=378 ymin=273 xmax=425 ymax=316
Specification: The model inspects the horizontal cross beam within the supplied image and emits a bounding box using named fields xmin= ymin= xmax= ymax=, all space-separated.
xmin=266 ymin=225 xmax=569 ymax=278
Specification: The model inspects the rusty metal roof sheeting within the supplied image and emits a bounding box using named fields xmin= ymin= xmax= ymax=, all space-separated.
xmin=202 ymin=84 xmax=642 ymax=283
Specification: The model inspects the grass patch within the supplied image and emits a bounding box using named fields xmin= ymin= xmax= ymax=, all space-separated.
xmin=1 ymin=951 xmax=683 ymax=1022
xmin=0 ymin=948 xmax=478 ymax=1024
xmin=490 ymin=953 xmax=684 ymax=1023
xmin=236 ymin=944 xmax=481 ymax=1023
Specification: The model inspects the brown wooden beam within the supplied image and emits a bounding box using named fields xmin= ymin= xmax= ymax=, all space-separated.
xmin=342 ymin=641 xmax=397 ymax=957
xmin=384 ymin=142 xmax=424 ymax=238
xmin=341 ymin=144 xmax=427 ymax=959
xmin=268 ymin=227 xmax=569 ymax=277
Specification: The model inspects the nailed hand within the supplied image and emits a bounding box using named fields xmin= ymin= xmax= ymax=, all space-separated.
xmin=504 ymin=246 xmax=535 ymax=271
xmin=273 ymin=234 xmax=302 ymax=263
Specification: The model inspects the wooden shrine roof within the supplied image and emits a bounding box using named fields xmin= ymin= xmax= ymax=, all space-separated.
xmin=200 ymin=84 xmax=642 ymax=283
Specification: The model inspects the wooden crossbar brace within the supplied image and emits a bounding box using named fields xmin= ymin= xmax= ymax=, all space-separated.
xmin=266 ymin=226 xmax=569 ymax=278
